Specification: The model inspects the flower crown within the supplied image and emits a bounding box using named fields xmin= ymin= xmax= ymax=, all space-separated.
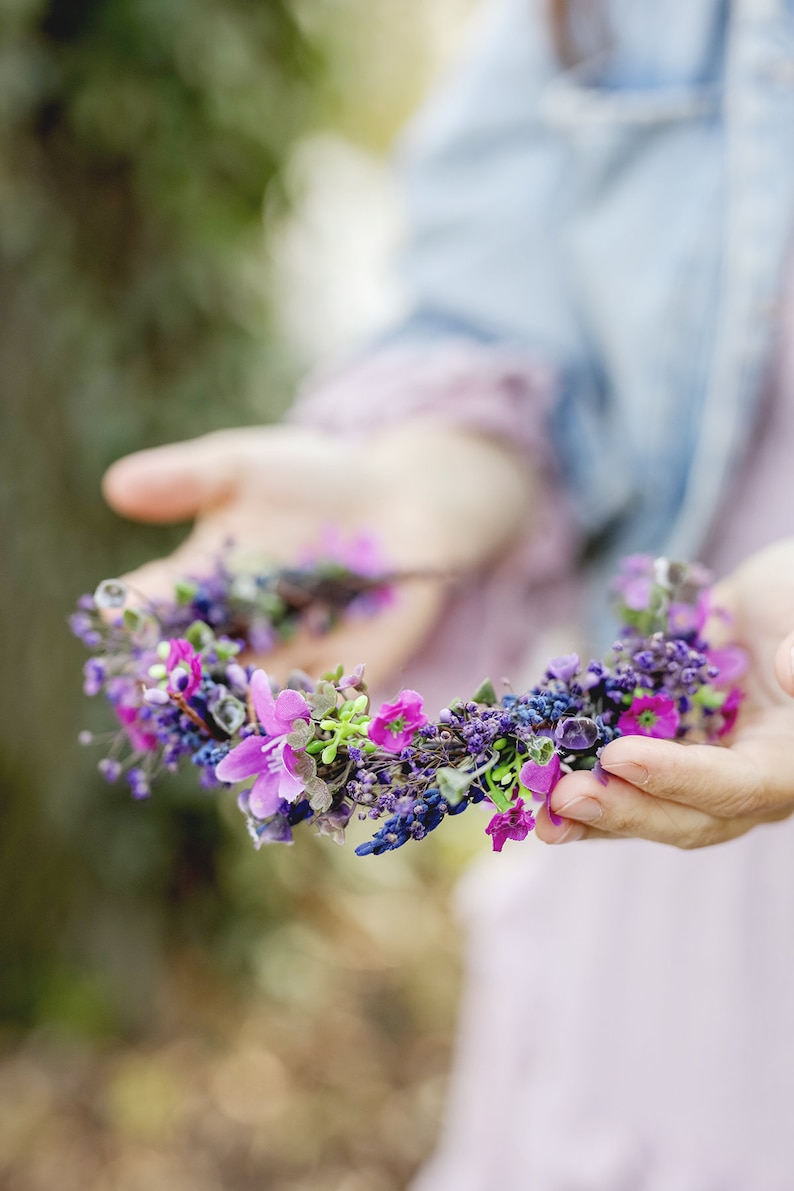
xmin=72 ymin=546 xmax=746 ymax=855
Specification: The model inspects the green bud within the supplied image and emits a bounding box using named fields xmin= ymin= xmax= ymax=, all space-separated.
xmin=148 ymin=663 xmax=167 ymax=680
xmin=156 ymin=641 xmax=171 ymax=660
xmin=693 ymin=685 xmax=727 ymax=710
xmin=321 ymin=742 xmax=338 ymax=765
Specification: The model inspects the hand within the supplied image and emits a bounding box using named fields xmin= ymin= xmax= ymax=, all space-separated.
xmin=102 ymin=422 xmax=533 ymax=687
xmin=534 ymin=538 xmax=794 ymax=848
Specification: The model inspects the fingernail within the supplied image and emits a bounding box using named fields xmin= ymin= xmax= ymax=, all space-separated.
xmin=551 ymin=796 xmax=604 ymax=823
xmin=552 ymin=821 xmax=587 ymax=844
xmin=601 ymin=760 xmax=650 ymax=787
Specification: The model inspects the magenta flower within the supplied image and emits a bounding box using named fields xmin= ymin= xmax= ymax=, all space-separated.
xmin=368 ymin=689 xmax=428 ymax=753
xmin=165 ymin=638 xmax=203 ymax=699
xmin=519 ymin=753 xmax=563 ymax=825
xmin=485 ymin=798 xmax=536 ymax=852
xmin=215 ymin=670 xmax=311 ymax=818
xmin=717 ymin=686 xmax=744 ymax=738
xmin=115 ymin=704 xmax=158 ymax=753
xmin=618 ymin=692 xmax=680 ymax=739
xmin=705 ymin=645 xmax=749 ymax=686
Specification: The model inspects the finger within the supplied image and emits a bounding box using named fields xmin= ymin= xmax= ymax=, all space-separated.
xmin=597 ymin=733 xmax=793 ymax=820
xmin=534 ymin=768 xmax=755 ymax=848
xmin=102 ymin=431 xmax=247 ymax=523
xmin=774 ymin=630 xmax=794 ymax=698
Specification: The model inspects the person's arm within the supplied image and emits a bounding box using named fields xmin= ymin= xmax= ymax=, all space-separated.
xmin=534 ymin=538 xmax=794 ymax=847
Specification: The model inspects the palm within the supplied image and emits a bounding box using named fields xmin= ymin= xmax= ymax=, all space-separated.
xmin=102 ymin=424 xmax=531 ymax=690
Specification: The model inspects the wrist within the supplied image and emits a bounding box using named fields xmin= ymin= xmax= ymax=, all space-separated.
xmin=365 ymin=421 xmax=534 ymax=572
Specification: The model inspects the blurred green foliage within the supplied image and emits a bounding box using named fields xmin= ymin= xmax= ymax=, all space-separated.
xmin=0 ymin=0 xmax=323 ymax=1030
xmin=0 ymin=0 xmax=475 ymax=1044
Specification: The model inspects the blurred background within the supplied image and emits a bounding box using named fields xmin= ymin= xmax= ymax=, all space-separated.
xmin=0 ymin=2 xmax=483 ymax=1188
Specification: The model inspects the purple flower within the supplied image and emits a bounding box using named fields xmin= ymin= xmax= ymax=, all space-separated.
xmin=668 ymin=595 xmax=709 ymax=636
xmin=215 ymin=670 xmax=311 ymax=818
xmin=618 ymin=693 xmax=680 ymax=739
xmin=547 ymin=653 xmax=579 ymax=683
xmin=165 ymin=639 xmax=203 ymax=699
xmin=485 ymin=798 xmax=536 ymax=852
xmin=82 ymin=658 xmax=105 ymax=696
xmin=368 ymin=690 xmax=428 ymax=753
xmin=519 ymin=752 xmax=563 ymax=825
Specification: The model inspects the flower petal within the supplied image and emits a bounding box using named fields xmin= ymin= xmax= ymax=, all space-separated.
xmin=519 ymin=753 xmax=561 ymax=797
xmin=215 ymin=734 xmax=268 ymax=782
xmin=273 ymin=688 xmax=311 ymax=733
xmin=248 ymin=770 xmax=286 ymax=819
xmin=250 ymin=670 xmax=279 ymax=735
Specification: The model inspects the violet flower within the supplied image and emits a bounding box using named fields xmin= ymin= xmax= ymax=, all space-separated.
xmin=547 ymin=654 xmax=580 ymax=683
xmin=368 ymin=689 xmax=428 ymax=754
xmin=519 ymin=753 xmax=563 ymax=825
xmin=215 ymin=670 xmax=311 ymax=818
xmin=485 ymin=798 xmax=536 ymax=852
xmin=165 ymin=638 xmax=203 ymax=699
xmin=617 ymin=693 xmax=680 ymax=739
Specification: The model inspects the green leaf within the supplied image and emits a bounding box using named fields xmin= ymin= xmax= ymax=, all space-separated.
xmin=306 ymin=777 xmax=332 ymax=813
xmin=185 ymin=620 xmax=214 ymax=650
xmin=527 ymin=735 xmax=555 ymax=765
xmin=174 ymin=579 xmax=197 ymax=605
xmin=287 ymin=719 xmax=313 ymax=749
xmin=471 ymin=678 xmax=498 ymax=706
xmin=436 ymin=767 xmax=473 ymax=805
xmin=321 ymin=742 xmax=338 ymax=765
xmin=123 ymin=607 xmax=144 ymax=632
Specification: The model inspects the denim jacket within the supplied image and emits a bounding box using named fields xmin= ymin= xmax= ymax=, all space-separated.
xmin=393 ymin=0 xmax=794 ymax=577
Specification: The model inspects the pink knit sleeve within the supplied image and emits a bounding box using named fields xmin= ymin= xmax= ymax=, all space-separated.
xmin=289 ymin=339 xmax=581 ymax=707
xmin=291 ymin=339 xmax=556 ymax=456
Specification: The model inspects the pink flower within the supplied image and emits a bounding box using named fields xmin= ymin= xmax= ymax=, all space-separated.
xmin=165 ymin=638 xmax=203 ymax=699
xmin=115 ymin=704 xmax=158 ymax=753
xmin=485 ymin=798 xmax=536 ymax=852
xmin=618 ymin=693 xmax=680 ymax=739
xmin=717 ymin=686 xmax=744 ymax=738
xmin=215 ymin=670 xmax=311 ymax=819
xmin=705 ymin=645 xmax=749 ymax=686
xmin=368 ymin=690 xmax=428 ymax=753
xmin=519 ymin=753 xmax=563 ymax=825
xmin=300 ymin=526 xmax=388 ymax=576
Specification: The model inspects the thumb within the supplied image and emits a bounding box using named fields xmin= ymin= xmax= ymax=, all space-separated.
xmin=102 ymin=432 xmax=240 ymax=523
xmin=773 ymin=630 xmax=794 ymax=699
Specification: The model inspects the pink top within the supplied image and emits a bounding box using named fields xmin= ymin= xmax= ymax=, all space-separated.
xmin=294 ymin=306 xmax=794 ymax=1187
